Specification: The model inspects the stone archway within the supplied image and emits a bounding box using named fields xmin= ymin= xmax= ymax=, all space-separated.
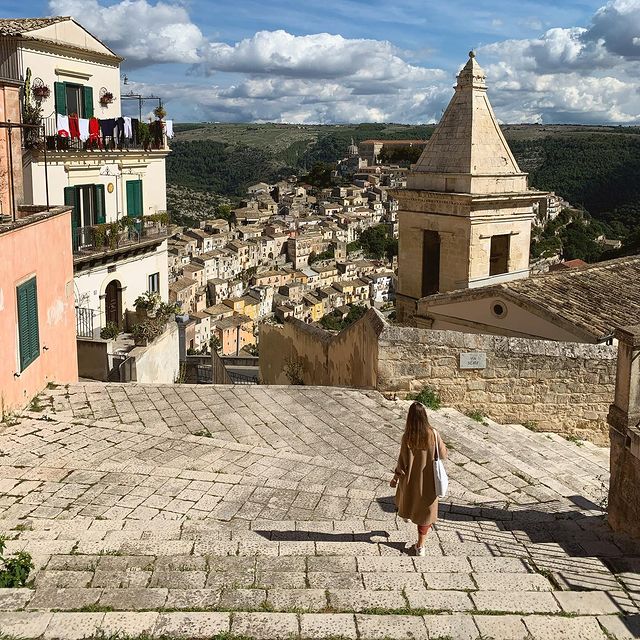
xmin=105 ymin=279 xmax=122 ymax=328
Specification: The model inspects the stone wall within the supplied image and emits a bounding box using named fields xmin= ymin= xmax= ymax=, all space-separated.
xmin=259 ymin=312 xmax=383 ymax=388
xmin=378 ymin=325 xmax=617 ymax=443
xmin=259 ymin=309 xmax=617 ymax=442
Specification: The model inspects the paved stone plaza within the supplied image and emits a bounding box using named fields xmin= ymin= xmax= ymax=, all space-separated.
xmin=0 ymin=382 xmax=639 ymax=639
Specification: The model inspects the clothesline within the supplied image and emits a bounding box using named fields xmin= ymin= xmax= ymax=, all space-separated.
xmin=56 ymin=114 xmax=175 ymax=143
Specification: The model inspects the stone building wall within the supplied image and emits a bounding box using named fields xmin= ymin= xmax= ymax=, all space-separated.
xmin=260 ymin=309 xmax=617 ymax=443
xmin=378 ymin=325 xmax=617 ymax=443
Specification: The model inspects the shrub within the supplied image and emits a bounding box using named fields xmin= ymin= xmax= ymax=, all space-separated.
xmin=284 ymin=356 xmax=304 ymax=385
xmin=409 ymin=386 xmax=441 ymax=410
xmin=0 ymin=535 xmax=34 ymax=587
xmin=100 ymin=322 xmax=120 ymax=340
xmin=466 ymin=410 xmax=486 ymax=423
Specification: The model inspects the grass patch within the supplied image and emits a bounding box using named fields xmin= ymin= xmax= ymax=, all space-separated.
xmin=408 ymin=386 xmax=442 ymax=410
xmin=466 ymin=410 xmax=488 ymax=425
xmin=565 ymin=434 xmax=585 ymax=446
xmin=194 ymin=429 xmax=213 ymax=438
xmin=28 ymin=396 xmax=44 ymax=412
xmin=522 ymin=420 xmax=538 ymax=431
xmin=46 ymin=382 xmax=59 ymax=390
xmin=0 ymin=536 xmax=34 ymax=587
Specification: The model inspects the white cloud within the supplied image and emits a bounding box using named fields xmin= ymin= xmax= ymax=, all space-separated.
xmin=479 ymin=0 xmax=640 ymax=124
xmin=49 ymin=0 xmax=640 ymax=124
xmin=49 ymin=0 xmax=206 ymax=66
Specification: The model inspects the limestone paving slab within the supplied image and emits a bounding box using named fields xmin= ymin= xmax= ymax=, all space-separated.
xmin=424 ymin=614 xmax=481 ymax=640
xmin=474 ymin=614 xmax=530 ymax=640
xmin=356 ymin=614 xmax=428 ymax=640
xmin=231 ymin=612 xmax=299 ymax=639
xmin=153 ymin=612 xmax=231 ymax=638
xmin=300 ymin=613 xmax=358 ymax=639
xmin=523 ymin=615 xmax=607 ymax=639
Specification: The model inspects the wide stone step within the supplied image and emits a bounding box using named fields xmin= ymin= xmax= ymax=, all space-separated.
xmin=0 ymin=585 xmax=632 ymax=616
xmin=0 ymin=610 xmax=628 ymax=640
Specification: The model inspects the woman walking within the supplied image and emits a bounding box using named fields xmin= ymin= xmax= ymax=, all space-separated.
xmin=390 ymin=401 xmax=447 ymax=556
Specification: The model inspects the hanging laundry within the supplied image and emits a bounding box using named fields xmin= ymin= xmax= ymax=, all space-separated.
xmin=78 ymin=118 xmax=90 ymax=142
xmin=100 ymin=118 xmax=117 ymax=146
xmin=115 ymin=116 xmax=125 ymax=147
xmin=57 ymin=113 xmax=70 ymax=137
xmin=123 ymin=116 xmax=133 ymax=139
xmin=131 ymin=118 xmax=140 ymax=145
xmin=68 ymin=114 xmax=80 ymax=140
xmin=165 ymin=119 xmax=174 ymax=139
xmin=88 ymin=117 xmax=102 ymax=148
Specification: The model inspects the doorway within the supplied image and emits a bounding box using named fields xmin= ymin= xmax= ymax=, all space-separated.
xmin=422 ymin=230 xmax=441 ymax=296
xmin=105 ymin=280 xmax=122 ymax=328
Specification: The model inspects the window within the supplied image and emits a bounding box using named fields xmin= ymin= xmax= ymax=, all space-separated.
xmin=148 ymin=273 xmax=160 ymax=293
xmin=422 ymin=230 xmax=441 ymax=296
xmin=489 ymin=234 xmax=510 ymax=276
xmin=17 ymin=277 xmax=40 ymax=371
xmin=64 ymin=184 xmax=106 ymax=228
xmin=54 ymin=82 xmax=94 ymax=118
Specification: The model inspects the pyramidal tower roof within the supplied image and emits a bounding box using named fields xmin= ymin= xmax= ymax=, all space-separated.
xmin=408 ymin=52 xmax=528 ymax=195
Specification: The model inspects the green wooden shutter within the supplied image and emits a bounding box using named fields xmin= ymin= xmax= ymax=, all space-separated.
xmin=64 ymin=186 xmax=80 ymax=250
xmin=94 ymin=184 xmax=106 ymax=223
xmin=126 ymin=180 xmax=143 ymax=218
xmin=17 ymin=277 xmax=40 ymax=371
xmin=82 ymin=86 xmax=94 ymax=119
xmin=54 ymin=81 xmax=66 ymax=115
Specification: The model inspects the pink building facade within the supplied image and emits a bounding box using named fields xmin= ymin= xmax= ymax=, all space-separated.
xmin=0 ymin=208 xmax=78 ymax=415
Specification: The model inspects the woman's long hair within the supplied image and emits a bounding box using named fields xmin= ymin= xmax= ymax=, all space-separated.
xmin=405 ymin=401 xmax=434 ymax=450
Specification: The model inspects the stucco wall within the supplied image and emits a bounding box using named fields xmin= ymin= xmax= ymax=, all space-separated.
xmin=74 ymin=242 xmax=169 ymax=329
xmin=132 ymin=322 xmax=179 ymax=384
xmin=259 ymin=310 xmax=383 ymax=388
xmin=378 ymin=326 xmax=617 ymax=443
xmin=0 ymin=211 xmax=78 ymax=415
xmin=76 ymin=337 xmax=110 ymax=381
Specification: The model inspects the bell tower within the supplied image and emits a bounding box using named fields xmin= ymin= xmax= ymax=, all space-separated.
xmin=394 ymin=52 xmax=540 ymax=323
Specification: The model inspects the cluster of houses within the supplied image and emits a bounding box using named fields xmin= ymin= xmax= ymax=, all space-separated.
xmin=168 ymin=169 xmax=399 ymax=355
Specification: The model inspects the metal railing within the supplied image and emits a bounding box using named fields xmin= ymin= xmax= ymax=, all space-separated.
xmin=40 ymin=112 xmax=167 ymax=152
xmin=228 ymin=370 xmax=258 ymax=385
xmin=75 ymin=306 xmax=96 ymax=338
xmin=73 ymin=220 xmax=168 ymax=255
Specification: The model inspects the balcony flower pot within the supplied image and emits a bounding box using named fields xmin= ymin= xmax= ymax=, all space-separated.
xmin=99 ymin=91 xmax=114 ymax=107
xmin=32 ymin=84 xmax=51 ymax=101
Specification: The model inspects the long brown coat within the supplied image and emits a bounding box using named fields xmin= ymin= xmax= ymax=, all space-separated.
xmin=394 ymin=431 xmax=447 ymax=526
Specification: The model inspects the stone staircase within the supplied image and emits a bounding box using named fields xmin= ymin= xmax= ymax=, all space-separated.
xmin=0 ymin=383 xmax=638 ymax=639
xmin=1 ymin=513 xmax=639 ymax=639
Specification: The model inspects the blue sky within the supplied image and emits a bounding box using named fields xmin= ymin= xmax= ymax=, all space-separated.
xmin=8 ymin=0 xmax=640 ymax=123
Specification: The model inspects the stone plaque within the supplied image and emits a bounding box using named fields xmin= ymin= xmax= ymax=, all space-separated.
xmin=459 ymin=352 xmax=487 ymax=370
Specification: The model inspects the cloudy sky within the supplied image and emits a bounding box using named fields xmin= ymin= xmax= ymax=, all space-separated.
xmin=6 ymin=0 xmax=640 ymax=123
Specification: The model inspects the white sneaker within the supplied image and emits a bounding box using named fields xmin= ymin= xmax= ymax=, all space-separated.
xmin=413 ymin=544 xmax=426 ymax=557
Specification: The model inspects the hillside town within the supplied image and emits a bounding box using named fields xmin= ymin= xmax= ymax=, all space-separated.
xmin=168 ymin=152 xmax=400 ymax=356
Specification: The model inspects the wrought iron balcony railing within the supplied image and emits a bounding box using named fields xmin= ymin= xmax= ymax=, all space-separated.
xmin=36 ymin=112 xmax=168 ymax=153
xmin=73 ymin=218 xmax=168 ymax=256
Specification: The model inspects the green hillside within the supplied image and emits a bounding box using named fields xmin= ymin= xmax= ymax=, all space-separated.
xmin=166 ymin=123 xmax=640 ymax=257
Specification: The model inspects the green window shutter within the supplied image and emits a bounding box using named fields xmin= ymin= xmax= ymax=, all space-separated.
xmin=94 ymin=184 xmax=106 ymax=223
xmin=17 ymin=277 xmax=40 ymax=371
xmin=54 ymin=82 xmax=66 ymax=115
xmin=126 ymin=180 xmax=143 ymax=217
xmin=82 ymin=85 xmax=94 ymax=119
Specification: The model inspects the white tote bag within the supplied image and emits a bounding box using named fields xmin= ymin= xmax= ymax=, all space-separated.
xmin=433 ymin=430 xmax=448 ymax=498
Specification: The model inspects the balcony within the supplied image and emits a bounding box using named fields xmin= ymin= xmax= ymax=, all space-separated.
xmin=73 ymin=216 xmax=169 ymax=269
xmin=32 ymin=112 xmax=168 ymax=154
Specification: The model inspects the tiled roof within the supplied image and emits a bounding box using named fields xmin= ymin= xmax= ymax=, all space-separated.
xmin=0 ymin=17 xmax=68 ymax=36
xmin=425 ymin=255 xmax=640 ymax=341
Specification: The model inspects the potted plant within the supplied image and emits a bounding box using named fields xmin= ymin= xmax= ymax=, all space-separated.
xmin=100 ymin=322 xmax=120 ymax=340
xmin=99 ymin=91 xmax=114 ymax=107
xmin=32 ymin=83 xmax=51 ymax=101
xmin=93 ymin=224 xmax=107 ymax=249
xmin=131 ymin=321 xmax=154 ymax=347
xmin=134 ymin=291 xmax=162 ymax=318
xmin=153 ymin=104 xmax=166 ymax=120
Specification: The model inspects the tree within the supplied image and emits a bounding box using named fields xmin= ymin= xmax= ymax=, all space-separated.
xmin=358 ymin=225 xmax=398 ymax=260
xmin=210 ymin=336 xmax=221 ymax=352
